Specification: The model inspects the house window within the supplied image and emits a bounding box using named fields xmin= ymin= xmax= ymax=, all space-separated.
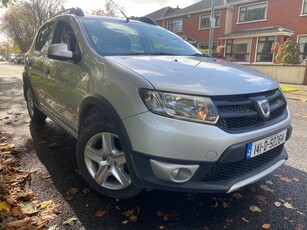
xmin=226 ymin=38 xmax=251 ymax=62
xmin=303 ymin=0 xmax=307 ymax=14
xmin=239 ymin=2 xmax=267 ymax=23
xmin=167 ymin=18 xmax=182 ymax=33
xmin=298 ymin=36 xmax=307 ymax=62
xmin=198 ymin=42 xmax=218 ymax=51
xmin=256 ymin=36 xmax=275 ymax=62
xmin=200 ymin=12 xmax=221 ymax=29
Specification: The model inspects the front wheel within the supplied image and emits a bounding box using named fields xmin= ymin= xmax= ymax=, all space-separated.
xmin=76 ymin=123 xmax=142 ymax=199
xmin=26 ymin=87 xmax=47 ymax=122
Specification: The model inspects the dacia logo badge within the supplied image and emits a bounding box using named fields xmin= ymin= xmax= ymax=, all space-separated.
xmin=250 ymin=96 xmax=270 ymax=121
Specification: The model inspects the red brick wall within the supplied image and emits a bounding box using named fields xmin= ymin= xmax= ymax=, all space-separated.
xmin=232 ymin=0 xmax=307 ymax=39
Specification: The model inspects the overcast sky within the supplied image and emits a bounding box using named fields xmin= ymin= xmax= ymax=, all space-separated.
xmin=66 ymin=0 xmax=200 ymax=17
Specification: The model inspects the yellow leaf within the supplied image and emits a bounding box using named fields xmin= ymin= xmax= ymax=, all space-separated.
xmin=40 ymin=200 xmax=53 ymax=209
xmin=0 ymin=145 xmax=11 ymax=151
xmin=20 ymin=201 xmax=39 ymax=214
xmin=0 ymin=201 xmax=10 ymax=212
xmin=62 ymin=217 xmax=78 ymax=226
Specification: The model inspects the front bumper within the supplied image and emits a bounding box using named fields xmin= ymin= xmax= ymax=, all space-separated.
xmin=123 ymin=111 xmax=291 ymax=193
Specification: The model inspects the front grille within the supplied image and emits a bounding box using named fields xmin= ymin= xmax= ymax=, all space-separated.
xmin=212 ymin=89 xmax=287 ymax=132
xmin=202 ymin=144 xmax=284 ymax=183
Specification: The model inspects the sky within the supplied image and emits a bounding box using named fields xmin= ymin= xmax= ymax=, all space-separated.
xmin=66 ymin=0 xmax=200 ymax=17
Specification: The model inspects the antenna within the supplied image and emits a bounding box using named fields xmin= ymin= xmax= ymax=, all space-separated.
xmin=109 ymin=0 xmax=129 ymax=22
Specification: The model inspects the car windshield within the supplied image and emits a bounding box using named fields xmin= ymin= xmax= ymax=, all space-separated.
xmin=80 ymin=17 xmax=202 ymax=56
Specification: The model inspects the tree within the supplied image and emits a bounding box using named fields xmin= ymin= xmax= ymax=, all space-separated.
xmin=275 ymin=39 xmax=301 ymax=64
xmin=91 ymin=0 xmax=125 ymax=17
xmin=0 ymin=0 xmax=64 ymax=53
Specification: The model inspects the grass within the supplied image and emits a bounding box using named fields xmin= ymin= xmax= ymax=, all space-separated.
xmin=280 ymin=86 xmax=299 ymax=93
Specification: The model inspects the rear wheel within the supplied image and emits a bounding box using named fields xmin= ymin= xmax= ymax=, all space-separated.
xmin=76 ymin=123 xmax=142 ymax=199
xmin=26 ymin=88 xmax=47 ymax=122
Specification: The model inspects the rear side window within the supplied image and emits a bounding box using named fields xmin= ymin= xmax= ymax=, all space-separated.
xmin=35 ymin=22 xmax=54 ymax=53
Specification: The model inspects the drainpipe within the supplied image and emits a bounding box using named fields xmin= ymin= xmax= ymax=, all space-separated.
xmin=209 ymin=0 xmax=216 ymax=57
xmin=304 ymin=59 xmax=307 ymax=85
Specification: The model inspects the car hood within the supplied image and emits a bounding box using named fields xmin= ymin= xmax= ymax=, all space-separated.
xmin=107 ymin=56 xmax=278 ymax=96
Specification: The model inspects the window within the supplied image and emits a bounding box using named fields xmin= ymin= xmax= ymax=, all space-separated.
xmin=35 ymin=22 xmax=54 ymax=53
xmin=239 ymin=2 xmax=267 ymax=23
xmin=302 ymin=0 xmax=307 ymax=14
xmin=298 ymin=36 xmax=307 ymax=62
xmin=198 ymin=42 xmax=218 ymax=51
xmin=200 ymin=12 xmax=221 ymax=29
xmin=256 ymin=36 xmax=275 ymax=62
xmin=167 ymin=18 xmax=183 ymax=33
xmin=226 ymin=39 xmax=251 ymax=62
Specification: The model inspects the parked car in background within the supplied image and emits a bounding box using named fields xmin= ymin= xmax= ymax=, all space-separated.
xmin=23 ymin=7 xmax=292 ymax=199
xmin=14 ymin=54 xmax=25 ymax=64
xmin=8 ymin=54 xmax=17 ymax=63
xmin=0 ymin=55 xmax=5 ymax=61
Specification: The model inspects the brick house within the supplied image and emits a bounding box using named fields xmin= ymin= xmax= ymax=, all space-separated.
xmin=146 ymin=0 xmax=307 ymax=64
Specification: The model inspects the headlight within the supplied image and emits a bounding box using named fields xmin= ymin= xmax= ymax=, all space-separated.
xmin=139 ymin=89 xmax=219 ymax=124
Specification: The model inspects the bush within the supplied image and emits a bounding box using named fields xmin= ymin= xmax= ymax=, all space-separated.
xmin=275 ymin=39 xmax=300 ymax=64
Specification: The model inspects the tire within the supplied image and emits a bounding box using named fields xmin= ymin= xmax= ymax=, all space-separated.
xmin=26 ymin=87 xmax=47 ymax=122
xmin=76 ymin=122 xmax=142 ymax=199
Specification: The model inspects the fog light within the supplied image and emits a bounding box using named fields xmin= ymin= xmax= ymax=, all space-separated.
xmin=171 ymin=168 xmax=181 ymax=179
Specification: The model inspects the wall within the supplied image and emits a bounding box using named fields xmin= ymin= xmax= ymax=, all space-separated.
xmin=244 ymin=64 xmax=307 ymax=85
xmin=232 ymin=0 xmax=307 ymax=40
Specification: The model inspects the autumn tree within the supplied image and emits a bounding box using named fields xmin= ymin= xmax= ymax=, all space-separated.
xmin=0 ymin=0 xmax=64 ymax=53
xmin=91 ymin=0 xmax=125 ymax=17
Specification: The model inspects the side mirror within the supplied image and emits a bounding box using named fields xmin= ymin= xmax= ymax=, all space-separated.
xmin=47 ymin=43 xmax=73 ymax=61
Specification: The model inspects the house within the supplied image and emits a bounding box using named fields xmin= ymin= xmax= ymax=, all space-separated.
xmin=145 ymin=0 xmax=307 ymax=64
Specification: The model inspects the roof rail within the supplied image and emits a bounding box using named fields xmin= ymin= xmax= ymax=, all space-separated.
xmin=130 ymin=16 xmax=157 ymax=25
xmin=52 ymin=7 xmax=85 ymax=18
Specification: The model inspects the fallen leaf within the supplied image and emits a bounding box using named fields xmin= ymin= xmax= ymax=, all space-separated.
xmin=260 ymin=184 xmax=274 ymax=193
xmin=232 ymin=192 xmax=242 ymax=200
xmin=159 ymin=226 xmax=166 ymax=230
xmin=279 ymin=177 xmax=292 ymax=183
xmin=242 ymin=217 xmax=249 ymax=223
xmin=265 ymin=180 xmax=274 ymax=185
xmin=257 ymin=194 xmax=267 ymax=204
xmin=40 ymin=200 xmax=53 ymax=209
xmin=122 ymin=220 xmax=129 ymax=224
xmin=297 ymin=210 xmax=305 ymax=215
xmin=294 ymin=226 xmax=305 ymax=230
xmin=67 ymin=187 xmax=78 ymax=196
xmin=82 ymin=188 xmax=90 ymax=194
xmin=6 ymin=218 xmax=30 ymax=228
xmin=274 ymin=201 xmax=281 ymax=207
xmin=293 ymin=177 xmax=300 ymax=182
xmin=62 ymin=217 xmax=78 ymax=226
xmin=38 ymin=171 xmax=51 ymax=179
xmin=283 ymin=216 xmax=293 ymax=223
xmin=95 ymin=210 xmax=107 ymax=218
xmin=0 ymin=145 xmax=11 ymax=151
xmin=48 ymin=142 xmax=59 ymax=148
xmin=223 ymin=201 xmax=230 ymax=209
xmin=11 ymin=206 xmax=22 ymax=217
xmin=47 ymin=225 xmax=59 ymax=230
xmin=284 ymin=202 xmax=294 ymax=209
xmin=262 ymin=223 xmax=271 ymax=229
xmin=20 ymin=201 xmax=39 ymax=214
xmin=129 ymin=214 xmax=138 ymax=223
xmin=249 ymin=205 xmax=262 ymax=213
xmin=0 ymin=201 xmax=10 ymax=212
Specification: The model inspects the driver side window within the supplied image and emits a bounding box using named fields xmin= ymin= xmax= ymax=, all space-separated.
xmin=53 ymin=21 xmax=79 ymax=54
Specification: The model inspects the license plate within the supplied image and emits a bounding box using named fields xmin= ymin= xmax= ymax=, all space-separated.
xmin=246 ymin=130 xmax=287 ymax=159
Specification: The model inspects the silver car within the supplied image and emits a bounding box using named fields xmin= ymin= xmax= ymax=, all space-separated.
xmin=23 ymin=8 xmax=292 ymax=199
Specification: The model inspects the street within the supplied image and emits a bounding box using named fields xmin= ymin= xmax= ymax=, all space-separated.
xmin=0 ymin=62 xmax=306 ymax=229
